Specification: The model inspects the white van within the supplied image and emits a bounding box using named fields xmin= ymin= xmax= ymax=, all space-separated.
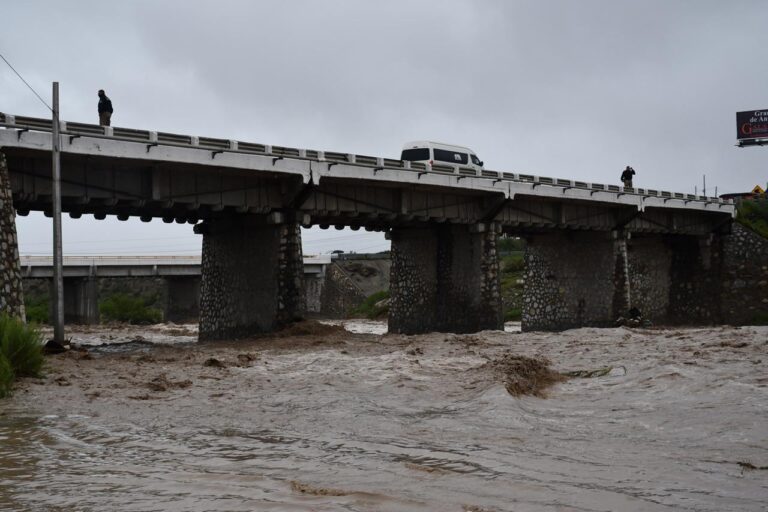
xmin=400 ymin=141 xmax=484 ymax=172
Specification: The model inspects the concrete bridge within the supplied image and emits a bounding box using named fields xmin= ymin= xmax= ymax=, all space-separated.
xmin=0 ymin=113 xmax=737 ymax=338
xmin=20 ymin=254 xmax=331 ymax=324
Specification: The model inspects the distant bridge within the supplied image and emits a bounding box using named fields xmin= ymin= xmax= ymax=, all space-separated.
xmin=21 ymin=254 xmax=332 ymax=324
xmin=1 ymin=113 xmax=737 ymax=337
xmin=20 ymin=254 xmax=331 ymax=278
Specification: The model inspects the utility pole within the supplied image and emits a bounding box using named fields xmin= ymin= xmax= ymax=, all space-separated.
xmin=51 ymin=82 xmax=65 ymax=345
xmin=703 ymin=174 xmax=707 ymax=197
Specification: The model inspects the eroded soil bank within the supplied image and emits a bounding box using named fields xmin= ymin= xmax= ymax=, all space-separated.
xmin=1 ymin=322 xmax=767 ymax=511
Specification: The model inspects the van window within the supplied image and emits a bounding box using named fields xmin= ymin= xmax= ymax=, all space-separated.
xmin=434 ymin=148 xmax=468 ymax=164
xmin=470 ymin=154 xmax=482 ymax=166
xmin=401 ymin=148 xmax=430 ymax=161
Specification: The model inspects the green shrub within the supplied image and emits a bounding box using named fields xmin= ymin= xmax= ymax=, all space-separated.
xmin=749 ymin=311 xmax=768 ymax=326
xmin=498 ymin=237 xmax=526 ymax=254
xmin=0 ymin=314 xmax=44 ymax=397
xmin=351 ymin=290 xmax=390 ymax=319
xmin=501 ymin=252 xmax=525 ymax=273
xmin=0 ymin=352 xmax=14 ymax=398
xmin=25 ymin=296 xmax=49 ymax=324
xmin=504 ymin=308 xmax=522 ymax=322
xmin=0 ymin=314 xmax=44 ymax=379
xmin=99 ymin=294 xmax=163 ymax=324
xmin=736 ymin=200 xmax=768 ymax=238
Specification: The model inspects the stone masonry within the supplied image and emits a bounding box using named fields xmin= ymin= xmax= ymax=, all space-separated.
xmin=195 ymin=216 xmax=304 ymax=340
xmin=523 ymin=222 xmax=768 ymax=330
xmin=388 ymin=224 xmax=502 ymax=334
xmin=522 ymin=231 xmax=621 ymax=331
xmin=0 ymin=151 xmax=24 ymax=320
xmin=720 ymin=222 xmax=768 ymax=324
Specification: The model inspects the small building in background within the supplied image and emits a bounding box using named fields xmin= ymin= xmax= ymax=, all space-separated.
xmin=720 ymin=184 xmax=766 ymax=205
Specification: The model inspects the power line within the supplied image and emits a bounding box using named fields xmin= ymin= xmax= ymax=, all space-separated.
xmin=0 ymin=51 xmax=53 ymax=112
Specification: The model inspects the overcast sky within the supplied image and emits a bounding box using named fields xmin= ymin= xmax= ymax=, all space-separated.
xmin=2 ymin=0 xmax=766 ymax=256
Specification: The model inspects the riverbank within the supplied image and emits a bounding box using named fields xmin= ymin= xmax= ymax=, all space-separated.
xmin=1 ymin=322 xmax=767 ymax=511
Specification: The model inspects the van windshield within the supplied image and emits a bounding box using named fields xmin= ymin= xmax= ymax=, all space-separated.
xmin=470 ymin=154 xmax=482 ymax=166
xmin=401 ymin=148 xmax=430 ymax=161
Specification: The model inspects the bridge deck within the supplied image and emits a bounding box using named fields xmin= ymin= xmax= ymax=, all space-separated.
xmin=0 ymin=112 xmax=734 ymax=218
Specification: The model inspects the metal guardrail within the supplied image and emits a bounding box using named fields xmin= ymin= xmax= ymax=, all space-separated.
xmin=0 ymin=112 xmax=732 ymax=206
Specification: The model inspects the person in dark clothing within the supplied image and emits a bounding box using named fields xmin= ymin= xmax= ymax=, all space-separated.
xmin=621 ymin=166 xmax=636 ymax=188
xmin=98 ymin=89 xmax=113 ymax=126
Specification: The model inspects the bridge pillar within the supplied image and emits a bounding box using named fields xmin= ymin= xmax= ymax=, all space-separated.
xmin=166 ymin=277 xmax=200 ymax=323
xmin=667 ymin=235 xmax=723 ymax=323
xmin=522 ymin=231 xmax=628 ymax=331
xmin=195 ymin=216 xmax=304 ymax=340
xmin=626 ymin=234 xmax=722 ymax=325
xmin=0 ymin=152 xmax=25 ymax=320
xmin=62 ymin=277 xmax=100 ymax=324
xmin=388 ymin=224 xmax=503 ymax=334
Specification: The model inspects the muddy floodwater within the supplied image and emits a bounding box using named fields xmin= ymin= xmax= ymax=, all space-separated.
xmin=1 ymin=321 xmax=767 ymax=511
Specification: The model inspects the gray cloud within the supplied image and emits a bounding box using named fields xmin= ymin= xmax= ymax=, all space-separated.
xmin=2 ymin=0 xmax=766 ymax=255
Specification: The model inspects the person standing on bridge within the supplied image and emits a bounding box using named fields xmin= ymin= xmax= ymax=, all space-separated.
xmin=98 ymin=89 xmax=113 ymax=126
xmin=621 ymin=165 xmax=636 ymax=188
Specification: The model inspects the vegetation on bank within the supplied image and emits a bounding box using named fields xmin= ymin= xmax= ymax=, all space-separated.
xmin=736 ymin=199 xmax=768 ymax=239
xmin=351 ymin=290 xmax=390 ymax=319
xmin=25 ymin=295 xmax=49 ymax=324
xmin=0 ymin=314 xmax=44 ymax=398
xmin=99 ymin=294 xmax=163 ymax=324
xmin=500 ymin=242 xmax=525 ymax=321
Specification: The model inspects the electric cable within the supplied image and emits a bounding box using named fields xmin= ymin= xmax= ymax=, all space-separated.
xmin=0 ymin=50 xmax=53 ymax=112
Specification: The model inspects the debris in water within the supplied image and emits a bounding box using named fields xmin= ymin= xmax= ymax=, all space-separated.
xmin=276 ymin=320 xmax=344 ymax=337
xmin=720 ymin=341 xmax=749 ymax=348
xmin=236 ymin=353 xmax=258 ymax=367
xmin=565 ymin=366 xmax=627 ymax=378
xmin=146 ymin=374 xmax=192 ymax=392
xmin=204 ymin=358 xmax=227 ymax=368
xmin=290 ymin=480 xmax=349 ymax=496
xmin=738 ymin=461 xmax=768 ymax=471
xmin=404 ymin=462 xmax=449 ymax=474
xmin=54 ymin=376 xmax=71 ymax=386
xmin=489 ymin=353 xmax=566 ymax=398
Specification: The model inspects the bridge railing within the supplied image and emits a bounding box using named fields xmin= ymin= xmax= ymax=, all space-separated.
xmin=0 ymin=112 xmax=732 ymax=206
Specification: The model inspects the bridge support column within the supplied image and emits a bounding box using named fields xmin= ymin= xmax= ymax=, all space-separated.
xmin=667 ymin=235 xmax=723 ymax=323
xmin=166 ymin=277 xmax=200 ymax=323
xmin=195 ymin=215 xmax=304 ymax=340
xmin=522 ymin=231 xmax=628 ymax=331
xmin=388 ymin=223 xmax=503 ymax=334
xmin=62 ymin=277 xmax=99 ymax=324
xmin=0 ymin=152 xmax=25 ymax=320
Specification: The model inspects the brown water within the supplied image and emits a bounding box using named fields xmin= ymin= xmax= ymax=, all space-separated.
xmin=1 ymin=323 xmax=767 ymax=511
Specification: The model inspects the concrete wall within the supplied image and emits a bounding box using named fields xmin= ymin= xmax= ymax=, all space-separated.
xmin=62 ymin=277 xmax=99 ymax=324
xmin=166 ymin=277 xmax=200 ymax=322
xmin=389 ymin=224 xmax=502 ymax=334
xmin=317 ymin=257 xmax=391 ymax=318
xmin=0 ymin=152 xmax=24 ymax=319
xmin=318 ymin=264 xmax=367 ymax=318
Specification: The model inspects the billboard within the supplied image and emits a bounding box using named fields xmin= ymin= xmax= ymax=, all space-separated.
xmin=737 ymin=109 xmax=768 ymax=140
